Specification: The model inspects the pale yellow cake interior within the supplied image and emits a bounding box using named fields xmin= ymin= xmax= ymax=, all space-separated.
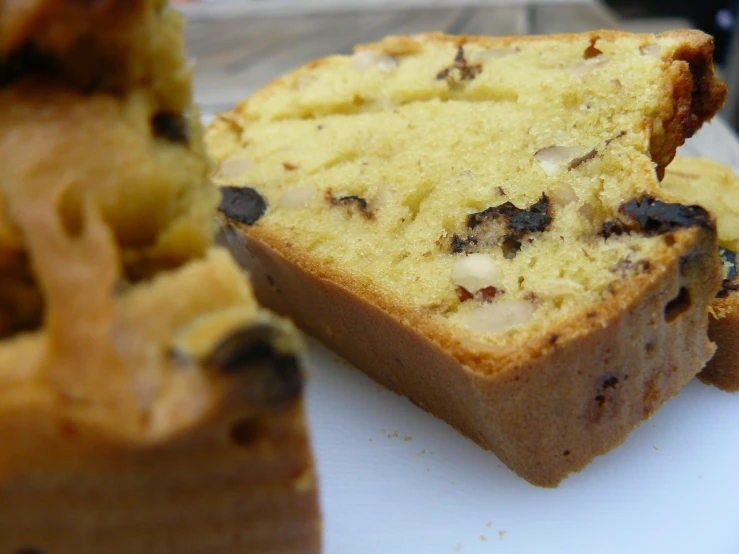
xmin=662 ymin=157 xmax=739 ymax=251
xmin=208 ymin=33 xmax=704 ymax=343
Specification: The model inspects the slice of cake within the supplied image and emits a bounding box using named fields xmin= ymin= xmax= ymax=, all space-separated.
xmin=662 ymin=157 xmax=739 ymax=391
xmin=0 ymin=0 xmax=218 ymax=281
xmin=0 ymin=0 xmax=320 ymax=550
xmin=0 ymin=250 xmax=320 ymax=553
xmin=209 ymin=30 xmax=726 ymax=486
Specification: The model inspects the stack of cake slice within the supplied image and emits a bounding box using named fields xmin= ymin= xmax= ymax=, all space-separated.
xmin=663 ymin=157 xmax=739 ymax=392
xmin=208 ymin=30 xmax=728 ymax=486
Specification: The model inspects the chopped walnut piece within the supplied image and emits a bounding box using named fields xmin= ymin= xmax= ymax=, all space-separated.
xmin=451 ymin=254 xmax=503 ymax=293
xmin=351 ymin=50 xmax=398 ymax=72
xmin=352 ymin=50 xmax=377 ymax=71
xmin=376 ymin=54 xmax=398 ymax=72
xmin=278 ymin=187 xmax=314 ymax=209
xmin=216 ymin=155 xmax=252 ymax=179
xmin=640 ymin=43 xmax=661 ymax=57
xmin=479 ymin=286 xmax=501 ymax=302
xmin=534 ymin=146 xmax=582 ymax=175
xmin=461 ymin=300 xmax=535 ymax=334
xmin=568 ymin=148 xmax=597 ymax=170
xmin=380 ymin=35 xmax=423 ymax=56
xmin=456 ymin=286 xmax=473 ymax=302
xmin=548 ymin=183 xmax=577 ymax=207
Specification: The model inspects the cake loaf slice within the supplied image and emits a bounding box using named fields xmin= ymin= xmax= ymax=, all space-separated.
xmin=662 ymin=157 xmax=739 ymax=391
xmin=0 ymin=249 xmax=320 ymax=553
xmin=0 ymin=0 xmax=320 ymax=550
xmin=209 ymin=31 xmax=726 ymax=486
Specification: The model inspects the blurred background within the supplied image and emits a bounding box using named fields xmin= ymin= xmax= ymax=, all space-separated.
xmin=175 ymin=0 xmax=739 ymax=126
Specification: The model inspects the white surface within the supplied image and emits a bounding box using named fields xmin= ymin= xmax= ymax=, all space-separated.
xmin=295 ymin=118 xmax=739 ymax=554
xmin=305 ymin=337 xmax=739 ymax=554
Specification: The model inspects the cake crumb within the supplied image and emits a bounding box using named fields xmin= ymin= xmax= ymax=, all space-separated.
xmin=499 ymin=530 xmax=506 ymax=540
xmin=486 ymin=521 xmax=493 ymax=527
xmin=653 ymin=445 xmax=659 ymax=450
xmin=452 ymin=544 xmax=462 ymax=552
xmin=480 ymin=535 xmax=487 ymax=541
xmin=388 ymin=431 xmax=399 ymax=438
xmin=404 ymin=434 xmax=412 ymax=441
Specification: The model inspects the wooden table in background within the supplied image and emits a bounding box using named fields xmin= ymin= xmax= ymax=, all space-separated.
xmin=183 ymin=2 xmax=622 ymax=114
xmin=182 ymin=1 xmax=732 ymax=128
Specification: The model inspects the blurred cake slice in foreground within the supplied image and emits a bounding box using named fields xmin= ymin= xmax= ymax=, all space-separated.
xmin=0 ymin=0 xmax=320 ymax=551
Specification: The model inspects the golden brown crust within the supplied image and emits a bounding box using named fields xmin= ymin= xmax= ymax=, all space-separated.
xmin=0 ymin=245 xmax=322 ymax=552
xmin=651 ymin=33 xmax=727 ymax=178
xmin=0 ymin=395 xmax=320 ymax=553
xmin=221 ymin=218 xmax=719 ymax=486
xmin=701 ymin=295 xmax=739 ymax=391
xmin=0 ymin=0 xmax=149 ymax=53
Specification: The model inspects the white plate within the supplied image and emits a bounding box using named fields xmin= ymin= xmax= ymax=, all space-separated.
xmin=300 ymin=118 xmax=739 ymax=554
xmin=306 ymin=337 xmax=739 ymax=554
xmin=205 ymin=113 xmax=739 ymax=552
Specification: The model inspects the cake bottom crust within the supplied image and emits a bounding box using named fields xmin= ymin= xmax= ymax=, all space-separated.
xmin=220 ymin=220 xmax=719 ymax=487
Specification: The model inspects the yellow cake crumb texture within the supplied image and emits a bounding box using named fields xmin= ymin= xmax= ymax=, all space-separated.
xmin=209 ymin=32 xmax=708 ymax=345
xmin=662 ymin=157 xmax=739 ymax=252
